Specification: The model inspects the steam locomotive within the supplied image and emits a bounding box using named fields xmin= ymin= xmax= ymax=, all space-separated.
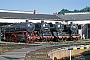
xmin=69 ymin=22 xmax=81 ymax=40
xmin=54 ymin=22 xmax=70 ymax=41
xmin=49 ymin=22 xmax=81 ymax=41
xmin=1 ymin=21 xmax=81 ymax=43
xmin=64 ymin=22 xmax=81 ymax=40
xmin=1 ymin=22 xmax=39 ymax=43
xmin=35 ymin=21 xmax=54 ymax=42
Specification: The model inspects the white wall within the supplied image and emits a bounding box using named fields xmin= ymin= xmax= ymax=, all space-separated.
xmin=44 ymin=20 xmax=62 ymax=24
xmin=0 ymin=19 xmax=26 ymax=23
xmin=1 ymin=18 xmax=90 ymax=24
xmin=68 ymin=20 xmax=90 ymax=24
xmin=0 ymin=19 xmax=62 ymax=23
xmin=0 ymin=19 xmax=45 ymax=23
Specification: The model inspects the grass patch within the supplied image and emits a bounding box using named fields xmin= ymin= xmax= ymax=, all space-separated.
xmin=34 ymin=40 xmax=90 ymax=46
xmin=30 ymin=57 xmax=38 ymax=60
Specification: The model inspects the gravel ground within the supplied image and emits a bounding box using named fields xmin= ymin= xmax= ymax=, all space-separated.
xmin=0 ymin=40 xmax=90 ymax=60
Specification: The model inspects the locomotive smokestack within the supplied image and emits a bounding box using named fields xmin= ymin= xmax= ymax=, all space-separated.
xmin=26 ymin=20 xmax=29 ymax=22
xmin=70 ymin=22 xmax=73 ymax=24
xmin=41 ymin=20 xmax=44 ymax=23
xmin=55 ymin=22 xmax=59 ymax=24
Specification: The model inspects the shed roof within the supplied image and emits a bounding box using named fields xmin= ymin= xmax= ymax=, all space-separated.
xmin=58 ymin=13 xmax=90 ymax=21
xmin=0 ymin=12 xmax=63 ymax=20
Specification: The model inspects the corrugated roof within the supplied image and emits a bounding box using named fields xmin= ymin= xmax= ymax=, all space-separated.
xmin=0 ymin=12 xmax=63 ymax=20
xmin=58 ymin=13 xmax=90 ymax=21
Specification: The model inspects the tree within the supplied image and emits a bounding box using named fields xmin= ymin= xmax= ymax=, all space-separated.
xmin=80 ymin=6 xmax=90 ymax=12
xmin=58 ymin=6 xmax=90 ymax=14
xmin=58 ymin=9 xmax=69 ymax=15
xmin=74 ymin=9 xmax=79 ymax=12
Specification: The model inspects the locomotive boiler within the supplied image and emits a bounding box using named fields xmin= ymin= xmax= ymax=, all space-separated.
xmin=1 ymin=22 xmax=39 ymax=43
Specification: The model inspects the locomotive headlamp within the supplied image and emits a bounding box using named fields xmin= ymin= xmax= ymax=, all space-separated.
xmin=43 ymin=24 xmax=45 ymax=27
xmin=58 ymin=25 xmax=60 ymax=27
xmin=28 ymin=24 xmax=30 ymax=27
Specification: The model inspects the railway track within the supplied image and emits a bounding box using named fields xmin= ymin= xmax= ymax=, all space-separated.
xmin=0 ymin=43 xmax=43 ymax=60
xmin=0 ymin=40 xmax=90 ymax=60
xmin=0 ymin=41 xmax=70 ymax=60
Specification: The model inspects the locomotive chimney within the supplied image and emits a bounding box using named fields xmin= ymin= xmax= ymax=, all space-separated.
xmin=34 ymin=10 xmax=36 ymax=14
xmin=70 ymin=22 xmax=73 ymax=24
xmin=26 ymin=20 xmax=29 ymax=22
xmin=55 ymin=22 xmax=59 ymax=24
xmin=41 ymin=20 xmax=44 ymax=23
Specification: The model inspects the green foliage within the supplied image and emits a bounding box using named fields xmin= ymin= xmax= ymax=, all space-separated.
xmin=29 ymin=53 xmax=38 ymax=60
xmin=31 ymin=57 xmax=38 ymax=60
xmin=58 ymin=9 xmax=69 ymax=15
xmin=58 ymin=6 xmax=90 ymax=14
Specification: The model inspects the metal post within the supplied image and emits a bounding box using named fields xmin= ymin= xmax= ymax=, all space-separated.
xmin=0 ymin=27 xmax=1 ymax=41
xmin=81 ymin=25 xmax=83 ymax=39
xmin=87 ymin=24 xmax=88 ymax=38
xmin=70 ymin=50 xmax=71 ymax=60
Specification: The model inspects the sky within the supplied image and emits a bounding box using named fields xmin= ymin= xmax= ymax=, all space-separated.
xmin=0 ymin=0 xmax=90 ymax=14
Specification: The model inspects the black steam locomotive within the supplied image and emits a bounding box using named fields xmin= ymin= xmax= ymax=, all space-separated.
xmin=69 ymin=22 xmax=81 ymax=40
xmin=35 ymin=21 xmax=54 ymax=42
xmin=1 ymin=22 xmax=39 ymax=43
xmin=1 ymin=21 xmax=81 ymax=43
xmin=54 ymin=22 xmax=70 ymax=41
xmin=64 ymin=22 xmax=81 ymax=40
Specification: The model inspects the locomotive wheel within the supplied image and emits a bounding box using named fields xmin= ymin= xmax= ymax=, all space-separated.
xmin=11 ymin=36 xmax=15 ymax=42
xmin=55 ymin=39 xmax=59 ymax=42
xmin=30 ymin=39 xmax=35 ymax=43
xmin=62 ymin=38 xmax=64 ymax=41
xmin=5 ymin=37 xmax=8 ymax=42
xmin=47 ymin=39 xmax=50 ymax=42
xmin=25 ymin=39 xmax=30 ymax=43
xmin=42 ymin=39 xmax=46 ymax=42
xmin=58 ymin=39 xmax=63 ymax=42
xmin=58 ymin=39 xmax=60 ymax=42
xmin=25 ymin=40 xmax=29 ymax=43
xmin=14 ymin=38 xmax=19 ymax=42
xmin=53 ymin=38 xmax=57 ymax=42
